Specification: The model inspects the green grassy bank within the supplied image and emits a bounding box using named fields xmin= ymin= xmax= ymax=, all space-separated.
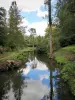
xmin=55 ymin=45 xmax=75 ymax=95
xmin=0 ymin=47 xmax=35 ymax=61
xmin=0 ymin=47 xmax=35 ymax=71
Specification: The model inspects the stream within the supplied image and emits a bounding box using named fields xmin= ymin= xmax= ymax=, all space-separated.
xmin=0 ymin=53 xmax=74 ymax=100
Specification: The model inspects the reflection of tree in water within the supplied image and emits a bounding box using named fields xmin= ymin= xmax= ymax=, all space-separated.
xmin=28 ymin=51 xmax=37 ymax=69
xmin=28 ymin=51 xmax=34 ymax=60
xmin=0 ymin=54 xmax=74 ymax=100
xmin=10 ymin=71 xmax=25 ymax=100
xmin=55 ymin=76 xmax=75 ymax=100
xmin=37 ymin=55 xmax=58 ymax=100
xmin=41 ymin=94 xmax=50 ymax=100
xmin=40 ymin=56 xmax=75 ymax=100
xmin=49 ymin=59 xmax=58 ymax=100
xmin=47 ymin=59 xmax=55 ymax=100
xmin=0 ymin=70 xmax=28 ymax=100
xmin=0 ymin=73 xmax=11 ymax=100
xmin=41 ymin=60 xmax=54 ymax=100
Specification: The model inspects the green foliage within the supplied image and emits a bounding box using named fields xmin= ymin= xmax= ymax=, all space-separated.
xmin=35 ymin=25 xmax=60 ymax=54
xmin=61 ymin=62 xmax=75 ymax=95
xmin=28 ymin=28 xmax=36 ymax=47
xmin=29 ymin=28 xmax=36 ymax=35
xmin=55 ymin=45 xmax=75 ymax=95
xmin=66 ymin=0 xmax=75 ymax=13
xmin=56 ymin=0 xmax=75 ymax=47
xmin=45 ymin=26 xmax=60 ymax=52
xmin=0 ymin=47 xmax=35 ymax=61
xmin=55 ymin=45 xmax=75 ymax=64
xmin=36 ymin=36 xmax=49 ymax=54
xmin=55 ymin=52 xmax=68 ymax=64
xmin=52 ymin=27 xmax=60 ymax=50
xmin=17 ymin=52 xmax=27 ymax=60
xmin=0 ymin=46 xmax=4 ymax=54
xmin=62 ymin=45 xmax=75 ymax=53
xmin=61 ymin=62 xmax=75 ymax=80
xmin=0 ymin=7 xmax=7 ymax=46
xmin=7 ymin=1 xmax=25 ymax=49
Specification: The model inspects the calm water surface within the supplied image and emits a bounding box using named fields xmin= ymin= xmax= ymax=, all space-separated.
xmin=0 ymin=53 xmax=74 ymax=100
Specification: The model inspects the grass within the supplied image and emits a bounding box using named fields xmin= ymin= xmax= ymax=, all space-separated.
xmin=62 ymin=45 xmax=75 ymax=53
xmin=54 ymin=45 xmax=75 ymax=64
xmin=55 ymin=45 xmax=75 ymax=96
xmin=0 ymin=47 xmax=35 ymax=61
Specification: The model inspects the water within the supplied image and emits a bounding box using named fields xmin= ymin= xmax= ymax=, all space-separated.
xmin=0 ymin=53 xmax=74 ymax=100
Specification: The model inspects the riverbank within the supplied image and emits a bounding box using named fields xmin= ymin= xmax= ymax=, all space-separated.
xmin=0 ymin=47 xmax=35 ymax=71
xmin=55 ymin=45 xmax=75 ymax=96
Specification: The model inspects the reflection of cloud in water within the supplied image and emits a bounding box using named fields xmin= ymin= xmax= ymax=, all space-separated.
xmin=22 ymin=57 xmax=50 ymax=88
xmin=22 ymin=57 xmax=49 ymax=78
xmin=35 ymin=57 xmax=48 ymax=70
xmin=22 ymin=67 xmax=31 ymax=75
xmin=39 ymin=74 xmax=50 ymax=87
xmin=26 ymin=57 xmax=48 ymax=71
xmin=36 ymin=61 xmax=48 ymax=70
xmin=21 ymin=80 xmax=49 ymax=100
xmin=40 ymin=74 xmax=49 ymax=81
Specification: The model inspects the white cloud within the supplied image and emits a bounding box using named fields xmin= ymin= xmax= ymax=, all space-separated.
xmin=22 ymin=80 xmax=49 ymax=100
xmin=20 ymin=18 xmax=29 ymax=27
xmin=21 ymin=18 xmax=48 ymax=36
xmin=0 ymin=0 xmax=56 ymax=12
xmin=0 ymin=0 xmax=55 ymax=36
xmin=37 ymin=8 xmax=48 ymax=18
xmin=29 ymin=21 xmax=48 ymax=36
xmin=0 ymin=0 xmax=44 ymax=11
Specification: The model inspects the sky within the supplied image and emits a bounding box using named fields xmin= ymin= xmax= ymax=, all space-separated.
xmin=0 ymin=0 xmax=57 ymax=36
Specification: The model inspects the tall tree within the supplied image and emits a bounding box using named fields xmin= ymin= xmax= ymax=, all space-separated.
xmin=29 ymin=28 xmax=36 ymax=48
xmin=44 ymin=0 xmax=53 ymax=58
xmin=0 ymin=7 xmax=6 ymax=46
xmin=8 ymin=1 xmax=24 ymax=49
xmin=45 ymin=25 xmax=60 ymax=51
xmin=56 ymin=0 xmax=75 ymax=47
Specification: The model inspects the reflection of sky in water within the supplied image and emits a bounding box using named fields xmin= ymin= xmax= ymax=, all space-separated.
xmin=22 ymin=57 xmax=50 ymax=88
xmin=22 ymin=80 xmax=50 ymax=100
xmin=20 ymin=57 xmax=60 ymax=100
xmin=22 ymin=57 xmax=59 ymax=88
xmin=22 ymin=69 xmax=50 ymax=87
xmin=0 ymin=56 xmax=74 ymax=100
xmin=20 ymin=57 xmax=50 ymax=100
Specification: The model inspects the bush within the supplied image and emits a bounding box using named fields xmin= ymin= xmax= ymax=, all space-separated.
xmin=0 ymin=46 xmax=4 ymax=54
xmin=61 ymin=62 xmax=75 ymax=95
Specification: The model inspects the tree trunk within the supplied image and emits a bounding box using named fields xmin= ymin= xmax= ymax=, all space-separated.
xmin=49 ymin=24 xmax=53 ymax=58
xmin=48 ymin=0 xmax=53 ymax=58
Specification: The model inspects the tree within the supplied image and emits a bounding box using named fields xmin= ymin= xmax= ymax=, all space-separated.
xmin=0 ymin=7 xmax=6 ymax=46
xmin=29 ymin=28 xmax=36 ymax=48
xmin=8 ymin=1 xmax=25 ymax=49
xmin=44 ymin=0 xmax=53 ymax=58
xmin=56 ymin=0 xmax=75 ymax=47
xmin=45 ymin=25 xmax=60 ymax=51
xmin=36 ymin=36 xmax=49 ymax=54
